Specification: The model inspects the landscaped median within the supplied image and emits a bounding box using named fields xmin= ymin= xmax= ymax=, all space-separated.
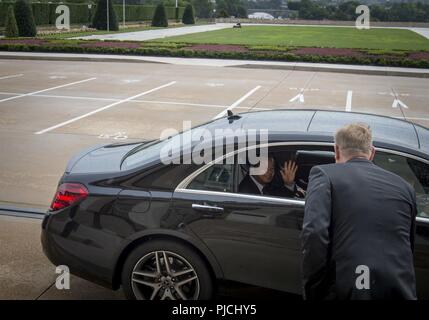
xmin=1 ymin=25 xmax=429 ymax=68
xmin=0 ymin=37 xmax=428 ymax=68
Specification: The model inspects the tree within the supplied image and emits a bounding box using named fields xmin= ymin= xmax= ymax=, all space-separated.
xmin=217 ymin=9 xmax=229 ymax=18
xmin=5 ymin=6 xmax=19 ymax=38
xmin=182 ymin=4 xmax=195 ymax=24
xmin=92 ymin=0 xmax=119 ymax=31
xmin=191 ymin=0 xmax=214 ymax=18
xmin=14 ymin=0 xmax=36 ymax=37
xmin=152 ymin=3 xmax=168 ymax=27
xmin=216 ymin=0 xmax=247 ymax=18
xmin=370 ymin=4 xmax=388 ymax=22
xmin=287 ymin=1 xmax=301 ymax=11
xmin=298 ymin=0 xmax=328 ymax=20
xmin=236 ymin=5 xmax=247 ymax=18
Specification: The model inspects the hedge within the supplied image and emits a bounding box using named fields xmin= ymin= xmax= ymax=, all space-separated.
xmin=0 ymin=41 xmax=427 ymax=68
xmin=0 ymin=2 xmax=184 ymax=27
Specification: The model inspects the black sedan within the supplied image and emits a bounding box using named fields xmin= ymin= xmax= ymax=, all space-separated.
xmin=41 ymin=110 xmax=429 ymax=300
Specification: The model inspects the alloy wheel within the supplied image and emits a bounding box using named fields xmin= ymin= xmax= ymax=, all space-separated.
xmin=131 ymin=250 xmax=200 ymax=300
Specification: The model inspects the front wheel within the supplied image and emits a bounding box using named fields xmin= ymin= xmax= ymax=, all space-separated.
xmin=121 ymin=239 xmax=214 ymax=300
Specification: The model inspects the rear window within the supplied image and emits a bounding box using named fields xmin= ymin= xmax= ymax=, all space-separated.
xmin=374 ymin=152 xmax=429 ymax=218
xmin=309 ymin=111 xmax=419 ymax=149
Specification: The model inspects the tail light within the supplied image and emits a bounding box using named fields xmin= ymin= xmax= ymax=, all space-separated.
xmin=50 ymin=183 xmax=88 ymax=211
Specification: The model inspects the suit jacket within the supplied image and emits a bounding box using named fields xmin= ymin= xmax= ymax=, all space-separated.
xmin=301 ymin=158 xmax=417 ymax=300
xmin=238 ymin=175 xmax=296 ymax=198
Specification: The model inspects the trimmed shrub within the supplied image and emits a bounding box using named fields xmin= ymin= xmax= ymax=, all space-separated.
xmin=152 ymin=3 xmax=168 ymax=27
xmin=14 ymin=0 xmax=37 ymax=37
xmin=92 ymin=0 xmax=119 ymax=31
xmin=5 ymin=6 xmax=19 ymax=38
xmin=182 ymin=4 xmax=195 ymax=25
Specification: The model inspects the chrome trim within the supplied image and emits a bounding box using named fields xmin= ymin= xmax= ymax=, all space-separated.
xmin=175 ymin=141 xmax=429 ymax=212
xmin=416 ymin=216 xmax=429 ymax=224
xmin=178 ymin=188 xmax=306 ymax=206
xmin=192 ymin=203 xmax=224 ymax=213
xmin=175 ymin=142 xmax=335 ymax=190
xmin=375 ymin=148 xmax=429 ymax=165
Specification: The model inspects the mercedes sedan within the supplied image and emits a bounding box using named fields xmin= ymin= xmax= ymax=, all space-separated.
xmin=41 ymin=109 xmax=429 ymax=300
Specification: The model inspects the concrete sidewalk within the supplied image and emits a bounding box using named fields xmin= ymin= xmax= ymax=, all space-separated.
xmin=1 ymin=51 xmax=428 ymax=78
xmin=410 ymin=28 xmax=429 ymax=40
xmin=74 ymin=23 xmax=232 ymax=41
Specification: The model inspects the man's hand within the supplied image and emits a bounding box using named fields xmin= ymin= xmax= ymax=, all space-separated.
xmin=280 ymin=160 xmax=298 ymax=186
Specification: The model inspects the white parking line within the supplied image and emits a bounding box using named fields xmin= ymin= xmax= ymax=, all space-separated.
xmin=346 ymin=90 xmax=353 ymax=112
xmin=0 ymin=78 xmax=97 ymax=104
xmin=0 ymin=91 xmax=228 ymax=108
xmin=0 ymin=74 xmax=23 ymax=80
xmin=35 ymin=81 xmax=177 ymax=135
xmin=214 ymin=86 xmax=261 ymax=119
xmin=134 ymin=99 xmax=227 ymax=109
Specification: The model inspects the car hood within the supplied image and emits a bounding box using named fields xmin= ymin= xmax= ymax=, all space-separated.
xmin=65 ymin=141 xmax=146 ymax=174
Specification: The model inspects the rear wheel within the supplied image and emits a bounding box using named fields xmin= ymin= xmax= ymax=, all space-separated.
xmin=121 ymin=240 xmax=214 ymax=300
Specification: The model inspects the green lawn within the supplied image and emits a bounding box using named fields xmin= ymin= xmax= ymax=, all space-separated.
xmin=158 ymin=26 xmax=429 ymax=51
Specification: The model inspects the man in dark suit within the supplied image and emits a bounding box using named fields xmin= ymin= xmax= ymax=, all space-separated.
xmin=239 ymin=156 xmax=302 ymax=198
xmin=301 ymin=123 xmax=417 ymax=300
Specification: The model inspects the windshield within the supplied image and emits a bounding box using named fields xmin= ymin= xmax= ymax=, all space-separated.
xmin=121 ymin=119 xmax=228 ymax=170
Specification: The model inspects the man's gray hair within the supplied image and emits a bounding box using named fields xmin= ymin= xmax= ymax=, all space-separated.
xmin=334 ymin=123 xmax=373 ymax=156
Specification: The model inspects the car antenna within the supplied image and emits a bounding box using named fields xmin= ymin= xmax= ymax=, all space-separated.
xmin=227 ymin=110 xmax=241 ymax=122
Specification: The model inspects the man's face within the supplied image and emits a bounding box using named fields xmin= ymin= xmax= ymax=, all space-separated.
xmin=253 ymin=157 xmax=275 ymax=185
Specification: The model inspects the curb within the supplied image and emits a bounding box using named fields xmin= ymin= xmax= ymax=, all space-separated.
xmin=235 ymin=63 xmax=429 ymax=78
xmin=0 ymin=54 xmax=167 ymax=65
xmin=0 ymin=52 xmax=428 ymax=78
xmin=0 ymin=205 xmax=45 ymax=219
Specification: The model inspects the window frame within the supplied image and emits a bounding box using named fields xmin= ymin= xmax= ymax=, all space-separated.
xmin=174 ymin=141 xmax=429 ymax=224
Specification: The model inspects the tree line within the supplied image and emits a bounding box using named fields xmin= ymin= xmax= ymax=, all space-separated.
xmin=3 ymin=0 xmax=197 ymax=37
xmin=288 ymin=0 xmax=429 ymax=22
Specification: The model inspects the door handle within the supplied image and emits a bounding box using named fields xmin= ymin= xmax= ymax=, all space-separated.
xmin=192 ymin=203 xmax=224 ymax=214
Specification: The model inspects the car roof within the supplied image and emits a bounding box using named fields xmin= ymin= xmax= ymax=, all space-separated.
xmin=231 ymin=109 xmax=429 ymax=155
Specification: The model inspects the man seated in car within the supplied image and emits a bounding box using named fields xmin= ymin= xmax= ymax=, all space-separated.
xmin=239 ymin=155 xmax=305 ymax=198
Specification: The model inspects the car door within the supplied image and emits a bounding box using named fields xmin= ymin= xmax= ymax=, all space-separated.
xmin=172 ymin=153 xmax=308 ymax=294
xmin=373 ymin=149 xmax=429 ymax=299
xmin=173 ymin=174 xmax=305 ymax=294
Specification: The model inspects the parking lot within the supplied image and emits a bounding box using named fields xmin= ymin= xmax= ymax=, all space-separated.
xmin=0 ymin=58 xmax=428 ymax=299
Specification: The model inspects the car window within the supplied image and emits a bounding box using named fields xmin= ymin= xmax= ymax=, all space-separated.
xmin=236 ymin=147 xmax=335 ymax=200
xmin=187 ymin=163 xmax=234 ymax=193
xmin=374 ymin=152 xmax=429 ymax=218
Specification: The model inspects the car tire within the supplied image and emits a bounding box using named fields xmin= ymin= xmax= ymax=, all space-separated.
xmin=121 ymin=239 xmax=214 ymax=300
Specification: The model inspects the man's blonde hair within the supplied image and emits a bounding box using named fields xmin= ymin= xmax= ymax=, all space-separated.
xmin=334 ymin=123 xmax=373 ymax=157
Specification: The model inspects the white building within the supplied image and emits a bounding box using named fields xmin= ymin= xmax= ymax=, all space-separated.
xmin=248 ymin=12 xmax=275 ymax=20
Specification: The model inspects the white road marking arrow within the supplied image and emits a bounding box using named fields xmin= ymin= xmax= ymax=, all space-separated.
xmin=290 ymin=89 xmax=305 ymax=103
xmin=392 ymin=98 xmax=409 ymax=109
